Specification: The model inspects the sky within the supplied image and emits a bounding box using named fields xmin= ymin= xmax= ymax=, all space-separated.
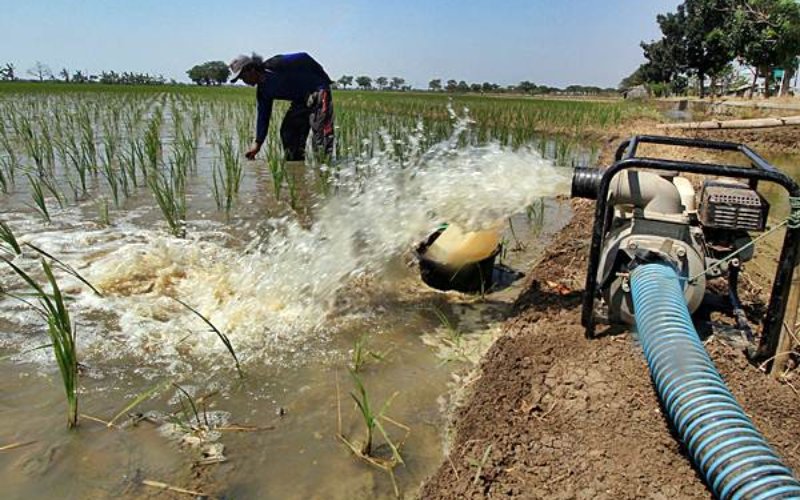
xmin=0 ymin=0 xmax=680 ymax=88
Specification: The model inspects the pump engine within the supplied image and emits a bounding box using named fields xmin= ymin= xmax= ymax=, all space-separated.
xmin=571 ymin=135 xmax=799 ymax=363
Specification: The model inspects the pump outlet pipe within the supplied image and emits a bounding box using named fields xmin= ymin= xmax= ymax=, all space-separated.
xmin=630 ymin=262 xmax=800 ymax=500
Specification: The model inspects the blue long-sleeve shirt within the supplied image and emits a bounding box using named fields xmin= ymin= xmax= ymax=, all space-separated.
xmin=255 ymin=52 xmax=332 ymax=144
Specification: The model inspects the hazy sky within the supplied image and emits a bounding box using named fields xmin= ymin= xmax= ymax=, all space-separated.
xmin=1 ymin=0 xmax=680 ymax=88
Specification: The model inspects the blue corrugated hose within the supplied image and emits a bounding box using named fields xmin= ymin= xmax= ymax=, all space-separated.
xmin=630 ymin=262 xmax=800 ymax=500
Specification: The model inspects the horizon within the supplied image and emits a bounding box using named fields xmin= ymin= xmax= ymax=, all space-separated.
xmin=1 ymin=1 xmax=680 ymax=89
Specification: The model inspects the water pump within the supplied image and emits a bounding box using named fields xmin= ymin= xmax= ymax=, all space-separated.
xmin=572 ymin=135 xmax=800 ymax=362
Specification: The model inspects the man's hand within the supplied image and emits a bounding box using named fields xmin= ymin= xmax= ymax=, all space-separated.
xmin=245 ymin=142 xmax=262 ymax=160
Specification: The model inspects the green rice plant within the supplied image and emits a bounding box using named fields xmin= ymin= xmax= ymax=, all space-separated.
xmin=431 ymin=305 xmax=461 ymax=347
xmin=27 ymin=174 xmax=51 ymax=223
xmin=143 ymin=111 xmax=163 ymax=173
xmin=347 ymin=370 xmax=404 ymax=462
xmin=78 ymin=109 xmax=97 ymax=174
xmin=211 ymin=135 xmax=243 ymax=214
xmin=106 ymin=380 xmax=171 ymax=428
xmin=24 ymin=242 xmax=103 ymax=296
xmin=338 ymin=370 xmax=408 ymax=497
xmin=171 ymin=383 xmax=203 ymax=429
xmin=0 ymin=156 xmax=15 ymax=194
xmin=351 ymin=334 xmax=389 ymax=373
xmin=38 ymin=174 xmax=65 ymax=209
xmin=147 ymin=160 xmax=186 ymax=237
xmin=173 ymin=297 xmax=244 ymax=378
xmin=101 ymin=160 xmax=121 ymax=207
xmin=267 ymin=155 xmax=285 ymax=199
xmin=1 ymin=258 xmax=79 ymax=428
xmin=0 ymin=221 xmax=22 ymax=255
xmin=17 ymin=119 xmax=47 ymax=175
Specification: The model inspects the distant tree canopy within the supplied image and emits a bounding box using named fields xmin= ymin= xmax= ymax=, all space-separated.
xmin=624 ymin=0 xmax=800 ymax=98
xmin=98 ymin=71 xmax=166 ymax=85
xmin=187 ymin=61 xmax=230 ymax=86
xmin=355 ymin=75 xmax=373 ymax=89
xmin=0 ymin=63 xmax=16 ymax=81
xmin=337 ymin=75 xmax=354 ymax=89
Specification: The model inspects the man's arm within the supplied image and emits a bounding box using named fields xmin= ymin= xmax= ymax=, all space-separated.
xmin=247 ymin=92 xmax=273 ymax=159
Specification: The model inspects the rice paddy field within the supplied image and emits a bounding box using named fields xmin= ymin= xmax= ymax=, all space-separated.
xmin=0 ymin=82 xmax=659 ymax=498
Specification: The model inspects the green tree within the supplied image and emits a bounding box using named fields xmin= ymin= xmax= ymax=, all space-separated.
xmin=731 ymin=0 xmax=800 ymax=97
xmin=517 ymin=80 xmax=537 ymax=93
xmin=445 ymin=79 xmax=457 ymax=92
xmin=187 ymin=61 xmax=229 ymax=86
xmin=375 ymin=76 xmax=388 ymax=90
xmin=356 ymin=75 xmax=372 ymax=89
xmin=390 ymin=76 xmax=405 ymax=90
xmin=337 ymin=75 xmax=353 ymax=89
xmin=428 ymin=78 xmax=442 ymax=91
xmin=682 ymin=0 xmax=736 ymax=97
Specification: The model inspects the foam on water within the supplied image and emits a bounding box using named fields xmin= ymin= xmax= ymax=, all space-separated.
xmin=1 ymin=121 xmax=572 ymax=369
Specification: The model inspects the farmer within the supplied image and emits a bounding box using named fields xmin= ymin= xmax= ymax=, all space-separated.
xmin=229 ymin=52 xmax=334 ymax=162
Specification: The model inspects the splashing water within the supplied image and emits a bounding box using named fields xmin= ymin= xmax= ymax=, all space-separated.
xmin=9 ymin=118 xmax=572 ymax=369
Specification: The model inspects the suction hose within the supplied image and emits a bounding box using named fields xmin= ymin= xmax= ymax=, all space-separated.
xmin=630 ymin=262 xmax=800 ymax=499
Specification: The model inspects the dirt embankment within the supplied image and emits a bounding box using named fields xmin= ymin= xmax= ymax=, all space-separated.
xmin=419 ymin=124 xmax=800 ymax=499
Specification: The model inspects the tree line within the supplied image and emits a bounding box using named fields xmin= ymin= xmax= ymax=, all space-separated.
xmin=0 ymin=61 xmax=169 ymax=85
xmin=622 ymin=0 xmax=800 ymax=98
xmin=335 ymin=75 xmax=616 ymax=95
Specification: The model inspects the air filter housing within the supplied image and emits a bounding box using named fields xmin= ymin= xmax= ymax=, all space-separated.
xmin=699 ymin=180 xmax=769 ymax=232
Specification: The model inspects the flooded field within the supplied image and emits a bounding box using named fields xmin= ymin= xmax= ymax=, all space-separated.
xmin=0 ymin=86 xmax=613 ymax=498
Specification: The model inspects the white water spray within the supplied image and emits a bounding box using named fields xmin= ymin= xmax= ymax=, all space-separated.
xmin=6 ymin=118 xmax=572 ymax=367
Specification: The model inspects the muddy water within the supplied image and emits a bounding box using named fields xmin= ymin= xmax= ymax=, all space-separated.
xmin=0 ymin=123 xmax=575 ymax=498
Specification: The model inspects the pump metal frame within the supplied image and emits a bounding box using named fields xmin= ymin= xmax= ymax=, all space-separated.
xmin=581 ymin=135 xmax=800 ymax=363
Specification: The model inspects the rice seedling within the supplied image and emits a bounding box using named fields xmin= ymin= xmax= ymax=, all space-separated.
xmin=172 ymin=297 xmax=244 ymax=378
xmin=0 ymin=156 xmax=12 ymax=193
xmin=351 ymin=333 xmax=390 ymax=373
xmin=338 ymin=370 xmax=409 ymax=497
xmin=0 ymin=221 xmax=22 ymax=255
xmin=26 ymin=174 xmax=51 ymax=223
xmin=1 ymin=258 xmax=79 ymax=428
xmin=171 ymin=383 xmax=203 ymax=429
xmin=211 ymin=135 xmax=243 ymax=215
xmin=101 ymin=160 xmax=121 ymax=207
xmin=147 ymin=160 xmax=186 ymax=237
xmin=431 ymin=305 xmax=461 ymax=347
xmin=106 ymin=380 xmax=171 ymax=428
xmin=143 ymin=111 xmax=163 ymax=173
xmin=267 ymin=155 xmax=285 ymax=199
xmin=24 ymin=242 xmax=103 ymax=296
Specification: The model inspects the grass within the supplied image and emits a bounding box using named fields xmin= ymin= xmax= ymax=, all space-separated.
xmin=1 ymin=257 xmax=79 ymax=428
